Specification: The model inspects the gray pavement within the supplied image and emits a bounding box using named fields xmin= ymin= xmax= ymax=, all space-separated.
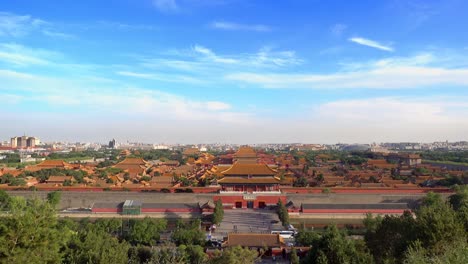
xmin=211 ymin=209 xmax=283 ymax=239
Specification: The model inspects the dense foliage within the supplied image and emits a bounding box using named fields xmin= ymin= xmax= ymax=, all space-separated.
xmin=212 ymin=199 xmax=224 ymax=225
xmin=363 ymin=189 xmax=468 ymax=264
xmin=1 ymin=188 xmax=467 ymax=263
xmin=420 ymin=151 xmax=468 ymax=164
xmin=276 ymin=199 xmax=289 ymax=225
xmin=0 ymin=192 xmax=265 ymax=264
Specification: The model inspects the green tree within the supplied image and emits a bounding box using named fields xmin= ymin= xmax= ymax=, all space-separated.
xmin=212 ymin=199 xmax=224 ymax=225
xmin=293 ymin=176 xmax=308 ymax=187
xmin=449 ymin=185 xmax=468 ymax=210
xmin=171 ymin=220 xmax=205 ymax=246
xmin=0 ymin=197 xmax=69 ymax=263
xmin=364 ymin=211 xmax=416 ymax=264
xmin=421 ymin=191 xmax=443 ymax=207
xmin=178 ymin=244 xmax=207 ymax=264
xmin=63 ymin=225 xmax=129 ymax=264
xmin=126 ymin=217 xmax=167 ymax=246
xmin=291 ymin=247 xmax=300 ymax=264
xmin=302 ymin=224 xmax=374 ymax=264
xmin=94 ymin=218 xmax=123 ymax=235
xmin=210 ymin=245 xmax=259 ymax=264
xmin=47 ymin=190 xmax=62 ymax=208
xmin=295 ymin=230 xmax=320 ymax=246
xmin=147 ymin=246 xmax=186 ymax=264
xmin=276 ymin=199 xmax=289 ymax=225
xmin=449 ymin=185 xmax=468 ymax=231
xmin=0 ymin=190 xmax=11 ymax=210
xmin=415 ymin=193 xmax=465 ymax=254
xmin=404 ymin=240 xmax=468 ymax=264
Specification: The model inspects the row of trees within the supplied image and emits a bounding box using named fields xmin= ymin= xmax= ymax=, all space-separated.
xmin=294 ymin=186 xmax=468 ymax=264
xmin=0 ymin=190 xmax=263 ymax=263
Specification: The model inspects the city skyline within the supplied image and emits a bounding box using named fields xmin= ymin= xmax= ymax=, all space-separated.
xmin=1 ymin=0 xmax=468 ymax=143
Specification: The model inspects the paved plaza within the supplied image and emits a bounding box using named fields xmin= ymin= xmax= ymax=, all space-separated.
xmin=211 ymin=209 xmax=283 ymax=239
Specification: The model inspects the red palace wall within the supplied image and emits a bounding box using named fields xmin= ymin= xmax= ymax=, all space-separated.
xmin=214 ymin=195 xmax=286 ymax=209
xmin=91 ymin=208 xmax=200 ymax=213
xmin=281 ymin=187 xmax=452 ymax=194
xmin=92 ymin=208 xmax=121 ymax=213
xmin=302 ymin=209 xmax=408 ymax=214
xmin=142 ymin=208 xmax=200 ymax=213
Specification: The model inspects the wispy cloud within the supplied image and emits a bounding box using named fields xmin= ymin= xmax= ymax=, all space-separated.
xmin=153 ymin=0 xmax=178 ymax=12
xmin=0 ymin=11 xmax=74 ymax=39
xmin=225 ymin=53 xmax=468 ymax=89
xmin=0 ymin=68 xmax=248 ymax=124
xmin=330 ymin=23 xmax=347 ymax=36
xmin=0 ymin=12 xmax=45 ymax=37
xmin=193 ymin=45 xmax=238 ymax=64
xmin=116 ymin=70 xmax=203 ymax=84
xmin=305 ymin=96 xmax=468 ymax=143
xmin=0 ymin=43 xmax=60 ymax=66
xmin=136 ymin=45 xmax=302 ymax=76
xmin=349 ymin=37 xmax=394 ymax=52
xmin=211 ymin=21 xmax=271 ymax=32
xmin=95 ymin=21 xmax=157 ymax=31
xmin=42 ymin=30 xmax=75 ymax=39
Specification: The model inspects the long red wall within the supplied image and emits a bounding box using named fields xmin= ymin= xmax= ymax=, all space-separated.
xmin=91 ymin=208 xmax=200 ymax=213
xmin=302 ymin=209 xmax=407 ymax=214
xmin=2 ymin=186 xmax=453 ymax=194
xmin=214 ymin=195 xmax=286 ymax=209
xmin=281 ymin=187 xmax=452 ymax=194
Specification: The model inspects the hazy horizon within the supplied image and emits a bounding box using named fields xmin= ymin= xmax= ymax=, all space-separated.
xmin=1 ymin=0 xmax=468 ymax=143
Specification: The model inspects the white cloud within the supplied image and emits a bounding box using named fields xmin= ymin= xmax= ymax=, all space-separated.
xmin=349 ymin=37 xmax=394 ymax=52
xmin=96 ymin=21 xmax=156 ymax=31
xmin=0 ymin=69 xmax=247 ymax=124
xmin=0 ymin=11 xmax=73 ymax=39
xmin=192 ymin=45 xmax=238 ymax=64
xmin=0 ymin=43 xmax=59 ymax=66
xmin=153 ymin=0 xmax=178 ymax=12
xmin=117 ymin=71 xmax=154 ymax=79
xmin=116 ymin=70 xmax=203 ymax=84
xmin=203 ymin=101 xmax=231 ymax=111
xmin=304 ymin=97 xmax=468 ymax=143
xmin=211 ymin=21 xmax=271 ymax=32
xmin=225 ymin=53 xmax=468 ymax=89
xmin=0 ymin=12 xmax=47 ymax=37
xmin=42 ymin=30 xmax=74 ymax=39
xmin=137 ymin=45 xmax=301 ymax=73
xmin=330 ymin=23 xmax=347 ymax=36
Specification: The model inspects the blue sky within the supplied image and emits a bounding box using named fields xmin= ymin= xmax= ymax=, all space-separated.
xmin=1 ymin=0 xmax=468 ymax=144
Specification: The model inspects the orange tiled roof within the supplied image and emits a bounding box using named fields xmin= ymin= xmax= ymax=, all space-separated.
xmin=47 ymin=175 xmax=74 ymax=183
xmin=116 ymin=157 xmax=147 ymax=165
xmin=234 ymin=146 xmax=257 ymax=158
xmin=221 ymin=163 xmax=277 ymax=176
xmin=114 ymin=165 xmax=146 ymax=175
xmin=218 ymin=177 xmax=280 ymax=184
xmin=367 ymin=159 xmax=388 ymax=165
xmin=37 ymin=160 xmax=73 ymax=168
xmin=183 ymin=148 xmax=200 ymax=155
xmin=227 ymin=233 xmax=283 ymax=247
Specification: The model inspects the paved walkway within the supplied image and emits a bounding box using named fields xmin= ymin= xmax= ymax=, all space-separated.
xmin=211 ymin=209 xmax=283 ymax=239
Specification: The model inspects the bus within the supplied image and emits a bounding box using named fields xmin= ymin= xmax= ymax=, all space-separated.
xmin=271 ymin=230 xmax=295 ymax=239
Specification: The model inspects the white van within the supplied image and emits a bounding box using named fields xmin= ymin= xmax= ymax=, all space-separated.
xmin=271 ymin=230 xmax=295 ymax=239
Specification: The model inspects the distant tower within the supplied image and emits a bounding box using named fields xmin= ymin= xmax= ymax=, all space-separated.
xmin=109 ymin=139 xmax=116 ymax=149
xmin=10 ymin=137 xmax=18 ymax=148
xmin=20 ymin=135 xmax=28 ymax=148
xmin=26 ymin=137 xmax=36 ymax=147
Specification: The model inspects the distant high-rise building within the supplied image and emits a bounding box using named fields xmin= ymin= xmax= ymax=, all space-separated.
xmin=10 ymin=136 xmax=40 ymax=148
xmin=10 ymin=137 xmax=18 ymax=148
xmin=109 ymin=138 xmax=116 ymax=149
